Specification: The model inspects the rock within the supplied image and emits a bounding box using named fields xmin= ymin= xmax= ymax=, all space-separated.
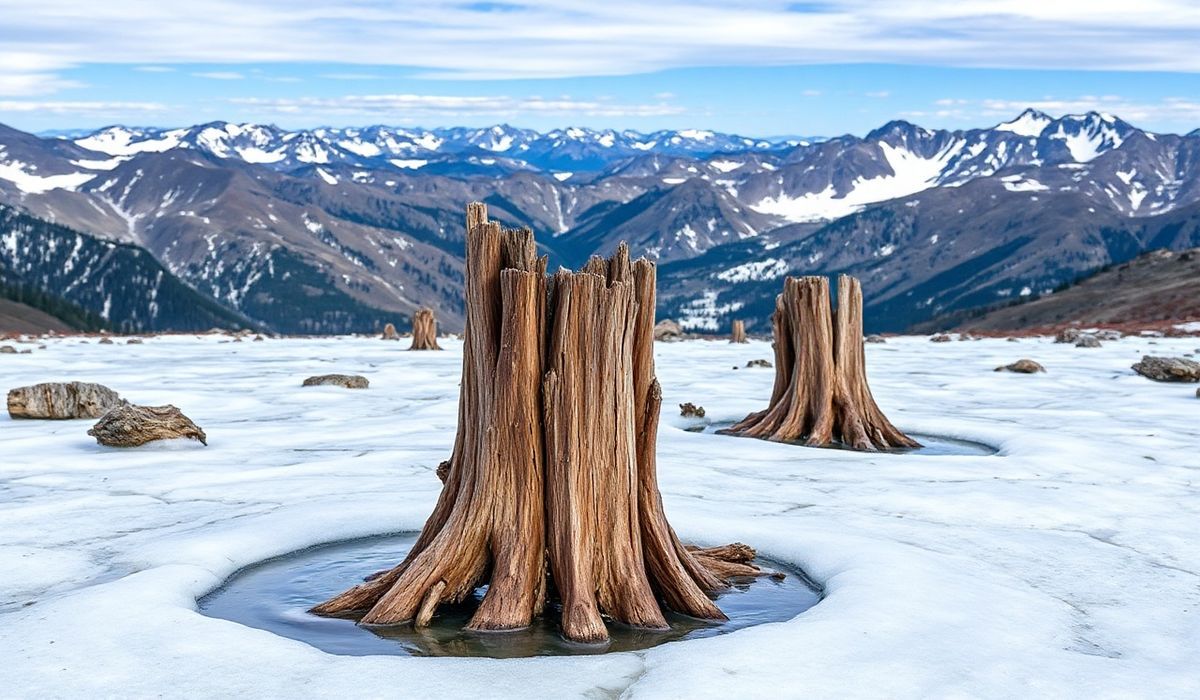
xmin=745 ymin=359 xmax=773 ymax=368
xmin=0 ymin=345 xmax=16 ymax=354
xmin=98 ymin=337 xmax=114 ymax=345
xmin=1055 ymin=328 xmax=1081 ymax=343
xmin=930 ymin=334 xmax=952 ymax=343
xmin=958 ymin=333 xmax=976 ymax=341
xmin=302 ymin=374 xmax=369 ymax=389
xmin=864 ymin=334 xmax=886 ymax=344
xmin=1007 ymin=337 xmax=1021 ymax=342
xmin=653 ymin=319 xmax=684 ymax=342
xmin=679 ymin=402 xmax=706 ymax=418
xmin=1131 ymin=356 xmax=1200 ymax=382
xmin=995 ymin=359 xmax=1046 ymax=374
xmin=1096 ymin=329 xmax=1123 ymax=341
xmin=1196 ymin=387 xmax=1200 ymax=398
xmin=253 ymin=335 xmax=265 ymax=342
xmin=233 ymin=336 xmax=243 ymax=342
xmin=127 ymin=338 xmax=143 ymax=345
xmin=88 ymin=404 xmax=207 ymax=447
xmin=7 ymin=382 xmax=123 ymax=419
xmin=381 ymin=323 xmax=400 ymax=340
xmin=1075 ymin=334 xmax=1102 ymax=348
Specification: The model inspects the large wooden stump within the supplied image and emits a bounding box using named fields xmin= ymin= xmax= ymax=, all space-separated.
xmin=721 ymin=275 xmax=919 ymax=451
xmin=408 ymin=308 xmax=441 ymax=350
xmin=312 ymin=203 xmax=766 ymax=642
xmin=730 ymin=319 xmax=748 ymax=343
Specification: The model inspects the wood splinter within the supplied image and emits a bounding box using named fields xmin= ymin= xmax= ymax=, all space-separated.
xmin=312 ymin=202 xmax=772 ymax=643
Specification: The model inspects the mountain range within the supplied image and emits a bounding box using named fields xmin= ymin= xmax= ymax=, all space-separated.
xmin=2 ymin=110 xmax=1199 ymax=334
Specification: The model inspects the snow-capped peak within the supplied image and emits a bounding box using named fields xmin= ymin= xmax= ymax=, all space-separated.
xmin=994 ymin=109 xmax=1052 ymax=138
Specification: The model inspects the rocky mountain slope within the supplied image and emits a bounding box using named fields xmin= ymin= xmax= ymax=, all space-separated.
xmin=929 ymin=247 xmax=1200 ymax=332
xmin=3 ymin=111 xmax=1200 ymax=333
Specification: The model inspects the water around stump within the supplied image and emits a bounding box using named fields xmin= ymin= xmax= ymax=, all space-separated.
xmin=700 ymin=423 xmax=998 ymax=456
xmin=199 ymin=533 xmax=822 ymax=658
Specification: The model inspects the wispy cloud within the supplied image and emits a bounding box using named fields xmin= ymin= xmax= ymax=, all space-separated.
xmin=229 ymin=93 xmax=685 ymax=119
xmin=135 ymin=66 xmax=175 ymax=73
xmin=3 ymin=1 xmax=1200 ymax=87
xmin=190 ymin=71 xmax=244 ymax=80
xmin=0 ymin=100 xmax=168 ymax=114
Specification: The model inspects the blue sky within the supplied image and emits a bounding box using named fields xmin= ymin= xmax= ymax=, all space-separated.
xmin=2 ymin=1 xmax=1200 ymax=136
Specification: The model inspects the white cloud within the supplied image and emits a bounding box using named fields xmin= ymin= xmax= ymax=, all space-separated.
xmin=229 ymin=94 xmax=685 ymax=119
xmin=190 ymin=71 xmax=244 ymax=80
xmin=134 ymin=66 xmax=175 ymax=73
xmin=1 ymin=1 xmax=1199 ymax=89
xmin=0 ymin=100 xmax=168 ymax=114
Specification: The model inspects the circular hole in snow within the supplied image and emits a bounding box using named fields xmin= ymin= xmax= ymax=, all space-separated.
xmin=699 ymin=423 xmax=998 ymax=456
xmin=198 ymin=533 xmax=821 ymax=658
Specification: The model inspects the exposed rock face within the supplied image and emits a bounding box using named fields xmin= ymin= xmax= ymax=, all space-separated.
xmin=679 ymin=402 xmax=706 ymax=418
xmin=995 ymin=359 xmax=1046 ymax=374
xmin=7 ymin=382 xmax=123 ymax=419
xmin=1055 ymin=328 xmax=1081 ymax=343
xmin=865 ymin=334 xmax=886 ymax=344
xmin=1131 ymin=356 xmax=1200 ymax=382
xmin=302 ymin=374 xmax=370 ymax=389
xmin=653 ymin=319 xmax=683 ymax=342
xmin=381 ymin=323 xmax=400 ymax=340
xmin=88 ymin=404 xmax=207 ymax=447
xmin=746 ymin=359 xmax=773 ymax=368
xmin=930 ymin=334 xmax=952 ymax=343
xmin=1075 ymin=334 xmax=1102 ymax=348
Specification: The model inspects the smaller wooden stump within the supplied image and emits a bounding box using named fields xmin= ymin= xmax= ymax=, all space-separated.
xmin=721 ymin=275 xmax=918 ymax=451
xmin=381 ymin=323 xmax=400 ymax=340
xmin=408 ymin=308 xmax=442 ymax=351
xmin=730 ymin=319 xmax=748 ymax=343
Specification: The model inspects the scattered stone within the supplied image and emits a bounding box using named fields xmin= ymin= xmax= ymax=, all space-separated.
xmin=302 ymin=374 xmax=369 ymax=389
xmin=1006 ymin=337 xmax=1021 ymax=342
xmin=7 ymin=382 xmax=123 ymax=419
xmin=0 ymin=345 xmax=16 ymax=354
xmin=1075 ymin=334 xmax=1102 ymax=348
xmin=995 ymin=359 xmax=1046 ymax=374
xmin=653 ymin=319 xmax=684 ymax=342
xmin=88 ymin=404 xmax=207 ymax=447
xmin=233 ymin=336 xmax=243 ymax=343
xmin=745 ymin=359 xmax=773 ymax=368
xmin=1055 ymin=328 xmax=1081 ymax=343
xmin=1131 ymin=356 xmax=1200 ymax=382
xmin=1096 ymin=329 xmax=1123 ymax=341
xmin=679 ymin=402 xmax=706 ymax=418
xmin=864 ymin=334 xmax=886 ymax=344
xmin=98 ymin=337 xmax=114 ymax=345
xmin=930 ymin=334 xmax=952 ymax=343
xmin=126 ymin=338 xmax=143 ymax=345
xmin=253 ymin=335 xmax=265 ymax=342
xmin=19 ymin=349 xmax=31 ymax=354
xmin=958 ymin=333 xmax=976 ymax=341
xmin=381 ymin=323 xmax=400 ymax=340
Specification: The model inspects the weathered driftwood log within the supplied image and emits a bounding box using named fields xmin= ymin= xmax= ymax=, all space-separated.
xmin=7 ymin=381 xmax=123 ymax=419
xmin=302 ymin=374 xmax=369 ymax=388
xmin=381 ymin=323 xmax=400 ymax=340
xmin=87 ymin=404 xmax=207 ymax=446
xmin=312 ymin=202 xmax=767 ymax=642
xmin=408 ymin=308 xmax=442 ymax=350
xmin=730 ymin=319 xmax=748 ymax=343
xmin=720 ymin=275 xmax=919 ymax=451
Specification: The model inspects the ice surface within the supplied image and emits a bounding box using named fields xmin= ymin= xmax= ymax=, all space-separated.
xmin=2 ymin=335 xmax=1198 ymax=697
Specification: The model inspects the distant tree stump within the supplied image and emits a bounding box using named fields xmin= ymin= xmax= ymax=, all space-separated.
xmin=381 ymin=323 xmax=400 ymax=340
xmin=312 ymin=203 xmax=768 ymax=642
xmin=720 ymin=275 xmax=919 ymax=451
xmin=408 ymin=308 xmax=441 ymax=350
xmin=730 ymin=319 xmax=748 ymax=343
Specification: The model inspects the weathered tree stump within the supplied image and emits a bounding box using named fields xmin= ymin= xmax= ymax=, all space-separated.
xmin=312 ymin=203 xmax=767 ymax=642
xmin=720 ymin=275 xmax=919 ymax=451
xmin=381 ymin=323 xmax=400 ymax=341
xmin=730 ymin=319 xmax=748 ymax=343
xmin=408 ymin=308 xmax=441 ymax=350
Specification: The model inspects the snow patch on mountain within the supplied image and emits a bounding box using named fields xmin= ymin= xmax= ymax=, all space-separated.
xmin=715 ymin=258 xmax=789 ymax=283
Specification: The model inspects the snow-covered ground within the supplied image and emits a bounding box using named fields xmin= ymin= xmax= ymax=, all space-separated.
xmin=2 ymin=335 xmax=1198 ymax=698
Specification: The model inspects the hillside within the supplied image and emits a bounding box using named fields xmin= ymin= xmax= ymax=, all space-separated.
xmin=929 ymin=247 xmax=1200 ymax=332
xmin=0 ymin=298 xmax=76 ymax=334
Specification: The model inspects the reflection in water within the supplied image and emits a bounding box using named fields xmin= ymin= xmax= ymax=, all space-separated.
xmin=199 ymin=534 xmax=822 ymax=658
